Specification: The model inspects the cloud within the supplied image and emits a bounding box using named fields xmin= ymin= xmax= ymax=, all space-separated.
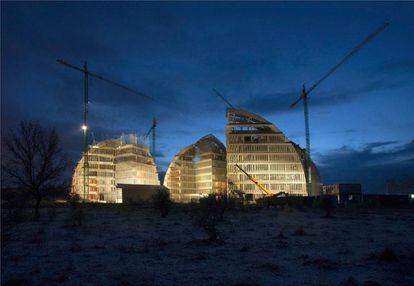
xmin=371 ymin=59 xmax=414 ymax=75
xmin=363 ymin=141 xmax=399 ymax=150
xmin=315 ymin=140 xmax=414 ymax=193
xmin=237 ymin=76 xmax=406 ymax=116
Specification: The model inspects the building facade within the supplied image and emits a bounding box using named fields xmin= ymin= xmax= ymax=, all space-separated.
xmin=71 ymin=134 xmax=160 ymax=203
xmin=226 ymin=108 xmax=321 ymax=199
xmin=164 ymin=134 xmax=227 ymax=202
xmin=322 ymin=184 xmax=362 ymax=204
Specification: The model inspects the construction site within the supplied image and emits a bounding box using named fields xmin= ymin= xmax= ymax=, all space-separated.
xmin=71 ymin=108 xmax=322 ymax=204
xmin=67 ymin=22 xmax=392 ymax=204
xmin=71 ymin=134 xmax=160 ymax=203
xmin=4 ymin=2 xmax=414 ymax=286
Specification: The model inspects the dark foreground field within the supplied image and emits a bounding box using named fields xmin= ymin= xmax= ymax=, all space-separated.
xmin=2 ymin=206 xmax=414 ymax=286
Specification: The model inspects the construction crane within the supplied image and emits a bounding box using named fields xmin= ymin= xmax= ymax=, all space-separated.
xmin=145 ymin=118 xmax=157 ymax=162
xmin=57 ymin=59 xmax=153 ymax=201
xmin=235 ymin=164 xmax=288 ymax=199
xmin=228 ymin=181 xmax=246 ymax=199
xmin=212 ymin=88 xmax=234 ymax=109
xmin=289 ymin=22 xmax=389 ymax=196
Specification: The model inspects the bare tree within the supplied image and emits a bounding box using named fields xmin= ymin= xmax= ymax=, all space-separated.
xmin=1 ymin=121 xmax=67 ymax=219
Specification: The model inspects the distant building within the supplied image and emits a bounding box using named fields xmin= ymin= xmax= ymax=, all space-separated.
xmin=118 ymin=184 xmax=168 ymax=204
xmin=226 ymin=108 xmax=321 ymax=200
xmin=322 ymin=184 xmax=362 ymax=204
xmin=385 ymin=177 xmax=414 ymax=195
xmin=164 ymin=134 xmax=227 ymax=203
xmin=71 ymin=134 xmax=160 ymax=203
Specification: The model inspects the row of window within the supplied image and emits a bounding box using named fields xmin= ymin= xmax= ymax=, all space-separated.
xmin=235 ymin=173 xmax=305 ymax=181
xmin=117 ymin=147 xmax=148 ymax=157
xmin=116 ymin=178 xmax=159 ymax=185
xmin=179 ymin=182 xmax=197 ymax=188
xmin=88 ymin=155 xmax=113 ymax=162
xmin=87 ymin=164 xmax=114 ymax=170
xmin=196 ymin=167 xmax=212 ymax=174
xmin=116 ymin=164 xmax=156 ymax=172
xmin=196 ymin=175 xmax=212 ymax=181
xmin=269 ymin=164 xmax=301 ymax=171
xmin=197 ymin=182 xmax=212 ymax=188
xmin=227 ymin=144 xmax=295 ymax=153
xmin=228 ymin=163 xmax=302 ymax=172
xmin=89 ymin=148 xmax=115 ymax=155
xmin=88 ymin=171 xmax=115 ymax=178
xmin=228 ymin=154 xmax=299 ymax=163
xmin=236 ymin=183 xmax=304 ymax=192
xmin=228 ymin=135 xmax=286 ymax=143
xmin=115 ymin=156 xmax=152 ymax=164
xmin=116 ymin=171 xmax=158 ymax=179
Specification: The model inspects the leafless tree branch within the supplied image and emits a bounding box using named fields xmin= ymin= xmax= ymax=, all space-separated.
xmin=1 ymin=121 xmax=68 ymax=219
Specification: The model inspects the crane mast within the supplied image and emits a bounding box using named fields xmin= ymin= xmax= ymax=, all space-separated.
xmin=83 ymin=62 xmax=89 ymax=200
xmin=57 ymin=59 xmax=152 ymax=201
xmin=145 ymin=118 xmax=157 ymax=162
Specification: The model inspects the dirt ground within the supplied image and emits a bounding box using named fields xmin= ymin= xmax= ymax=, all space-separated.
xmin=2 ymin=206 xmax=414 ymax=286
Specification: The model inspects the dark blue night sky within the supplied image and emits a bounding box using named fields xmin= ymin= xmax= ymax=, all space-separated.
xmin=2 ymin=2 xmax=413 ymax=192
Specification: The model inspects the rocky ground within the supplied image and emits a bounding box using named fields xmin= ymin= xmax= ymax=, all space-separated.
xmin=2 ymin=205 xmax=414 ymax=286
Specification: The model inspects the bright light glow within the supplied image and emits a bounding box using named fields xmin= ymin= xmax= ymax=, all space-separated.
xmin=81 ymin=125 xmax=88 ymax=131
xmin=410 ymin=194 xmax=414 ymax=200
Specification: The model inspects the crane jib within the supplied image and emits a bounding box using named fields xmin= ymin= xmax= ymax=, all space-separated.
xmin=289 ymin=22 xmax=389 ymax=107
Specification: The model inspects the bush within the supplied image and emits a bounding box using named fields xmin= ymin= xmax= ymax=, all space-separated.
xmin=151 ymin=188 xmax=172 ymax=218
xmin=68 ymin=193 xmax=83 ymax=226
xmin=367 ymin=247 xmax=399 ymax=263
xmin=294 ymin=226 xmax=306 ymax=236
xmin=322 ymin=195 xmax=335 ymax=217
xmin=377 ymin=247 xmax=399 ymax=262
xmin=192 ymin=194 xmax=227 ymax=242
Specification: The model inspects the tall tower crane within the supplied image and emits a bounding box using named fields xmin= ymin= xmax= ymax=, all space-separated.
xmin=57 ymin=59 xmax=153 ymax=201
xmin=212 ymin=88 xmax=235 ymax=109
xmin=290 ymin=22 xmax=389 ymax=196
xmin=145 ymin=118 xmax=158 ymax=162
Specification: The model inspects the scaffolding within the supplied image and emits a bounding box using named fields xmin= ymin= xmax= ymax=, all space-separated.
xmin=71 ymin=134 xmax=160 ymax=203
xmin=226 ymin=108 xmax=321 ymax=199
xmin=164 ymin=134 xmax=227 ymax=203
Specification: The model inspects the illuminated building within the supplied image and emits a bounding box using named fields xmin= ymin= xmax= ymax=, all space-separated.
xmin=226 ymin=108 xmax=321 ymax=199
xmin=164 ymin=134 xmax=227 ymax=202
xmin=71 ymin=134 xmax=160 ymax=203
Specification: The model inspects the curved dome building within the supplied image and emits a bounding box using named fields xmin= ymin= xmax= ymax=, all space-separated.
xmin=164 ymin=134 xmax=227 ymax=202
xmin=226 ymin=108 xmax=320 ymax=199
xmin=71 ymin=134 xmax=160 ymax=203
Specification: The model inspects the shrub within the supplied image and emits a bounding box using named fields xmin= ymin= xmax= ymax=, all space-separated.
xmin=192 ymin=194 xmax=227 ymax=242
xmin=378 ymin=248 xmax=399 ymax=262
xmin=276 ymin=231 xmax=286 ymax=239
xmin=151 ymin=188 xmax=172 ymax=218
xmin=68 ymin=193 xmax=83 ymax=226
xmin=261 ymin=262 xmax=280 ymax=274
xmin=322 ymin=195 xmax=335 ymax=217
xmin=368 ymin=247 xmax=399 ymax=263
xmin=294 ymin=227 xmax=305 ymax=236
xmin=341 ymin=276 xmax=359 ymax=286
